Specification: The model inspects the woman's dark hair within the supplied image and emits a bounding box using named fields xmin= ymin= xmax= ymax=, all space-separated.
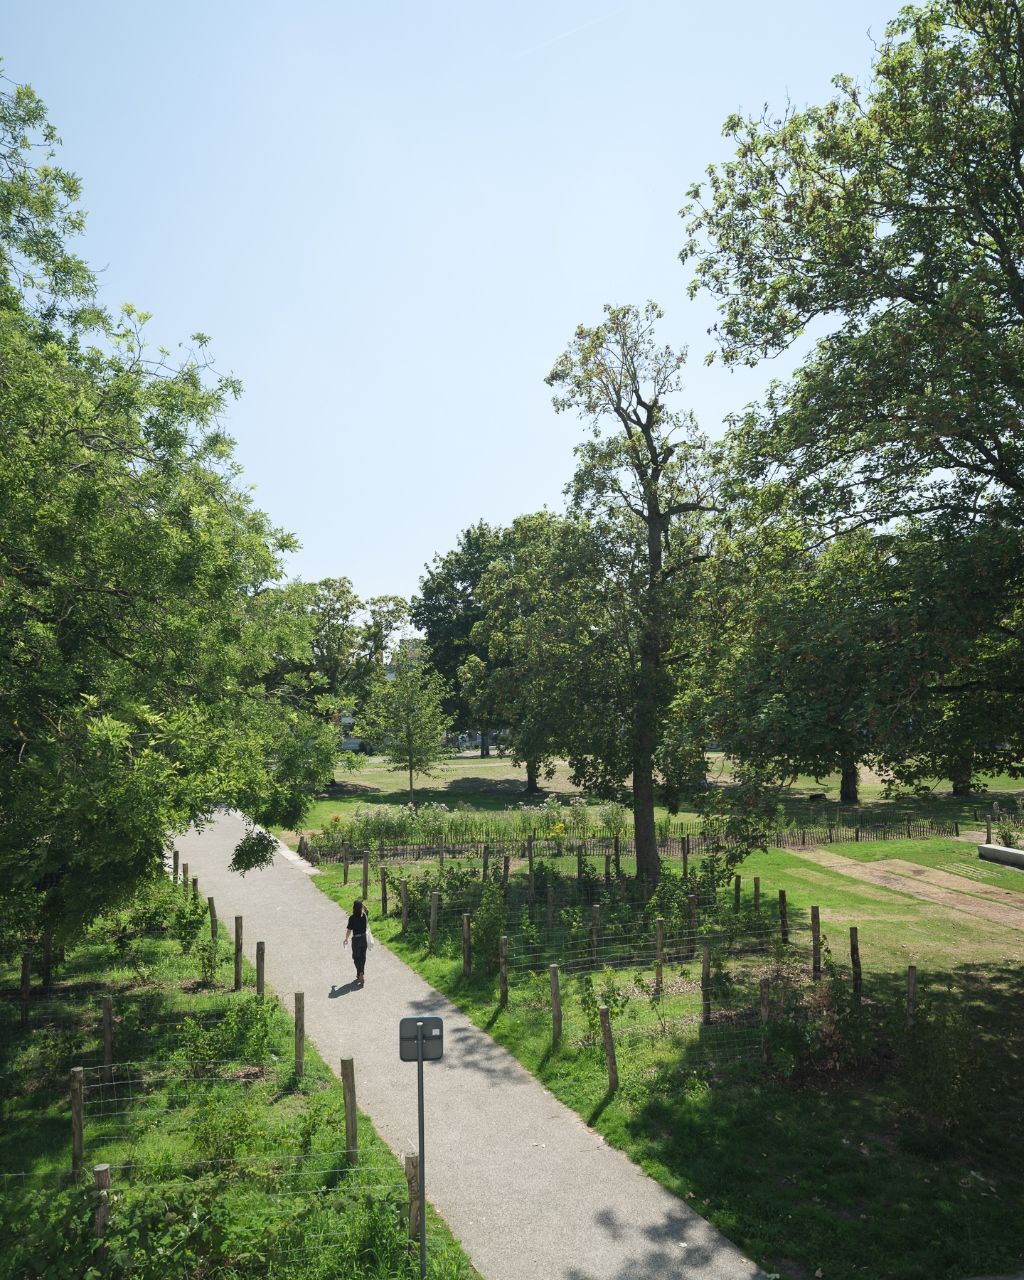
xmin=352 ymin=899 xmax=364 ymax=916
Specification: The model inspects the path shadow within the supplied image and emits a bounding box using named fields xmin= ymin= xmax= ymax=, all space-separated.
xmin=328 ymin=981 xmax=362 ymax=998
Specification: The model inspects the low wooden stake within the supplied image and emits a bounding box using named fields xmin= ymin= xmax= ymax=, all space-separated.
xmin=655 ymin=917 xmax=665 ymax=995
xmin=499 ymin=935 xmax=508 ymax=1006
xmin=208 ymin=896 xmax=218 ymax=943
xmin=986 ymin=817 xmax=993 ymax=844
xmin=550 ymin=964 xmax=562 ymax=1045
xmin=343 ymin=852 xmax=349 ymax=885
xmin=380 ymin=867 xmax=388 ymax=917
xmin=753 ymin=876 xmax=761 ymax=913
xmin=502 ymin=852 xmax=510 ymax=889
xmin=256 ymin=941 xmax=265 ymax=998
xmin=93 ymin=1163 xmax=112 ymax=1237
xmin=400 ymin=880 xmax=409 ymax=932
xmin=527 ymin=837 xmax=535 ymax=903
xmin=71 ymin=1067 xmax=84 ymax=1180
xmin=20 ymin=948 xmax=30 ymax=1027
xmin=234 ymin=916 xmax=243 ymax=991
xmin=341 ymin=1057 xmax=358 ymax=1163
xmin=613 ymin=834 xmax=621 ymax=877
xmin=850 ymin=927 xmax=862 ymax=999
xmin=172 ymin=849 xmax=179 ymax=882
xmin=778 ymin=890 xmax=789 ymax=945
xmin=482 ymin=844 xmax=490 ymax=880
xmin=181 ymin=862 xmax=189 ymax=893
xmin=405 ymin=1154 xmax=421 ymax=1240
xmin=599 ymin=1005 xmax=619 ymax=1092
xmin=102 ymin=996 xmax=113 ymax=1084
xmin=760 ymin=977 xmax=771 ymax=1065
xmin=811 ymin=905 xmax=821 ymax=981
xmin=429 ymin=892 xmax=439 ymax=949
xmin=462 ymin=913 xmax=471 ymax=978
xmin=701 ymin=942 xmax=712 ymax=1025
xmin=191 ymin=875 xmax=198 ymax=900
xmin=604 ymin=852 xmax=612 ymax=883
xmin=294 ymin=992 xmax=305 ymax=1078
xmin=906 ymin=964 xmax=917 ymax=1027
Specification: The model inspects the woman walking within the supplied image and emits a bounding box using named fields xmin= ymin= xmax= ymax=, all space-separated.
xmin=343 ymin=899 xmax=369 ymax=987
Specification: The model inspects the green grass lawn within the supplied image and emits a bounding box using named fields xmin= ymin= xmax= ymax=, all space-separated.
xmin=279 ymin=753 xmax=1024 ymax=849
xmin=316 ymin=845 xmax=1024 ymax=1280
xmin=818 ymin=836 xmax=1024 ymax=896
xmin=0 ymin=878 xmax=479 ymax=1280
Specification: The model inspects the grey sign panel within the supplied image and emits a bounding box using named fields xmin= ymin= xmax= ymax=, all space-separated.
xmin=399 ymin=1016 xmax=444 ymax=1061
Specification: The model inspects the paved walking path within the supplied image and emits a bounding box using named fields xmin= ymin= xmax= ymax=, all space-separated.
xmin=789 ymin=849 xmax=1024 ymax=932
xmin=175 ymin=813 xmax=765 ymax=1280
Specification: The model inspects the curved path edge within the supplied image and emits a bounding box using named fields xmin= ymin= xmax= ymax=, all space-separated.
xmin=175 ymin=812 xmax=765 ymax=1280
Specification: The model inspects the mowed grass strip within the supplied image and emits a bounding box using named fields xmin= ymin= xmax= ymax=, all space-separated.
xmin=316 ymin=847 xmax=1024 ymax=1280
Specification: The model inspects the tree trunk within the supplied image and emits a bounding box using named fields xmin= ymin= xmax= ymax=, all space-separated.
xmin=950 ymin=752 xmax=974 ymax=796
xmin=633 ymin=755 xmax=660 ymax=886
xmin=840 ymin=759 xmax=859 ymax=805
xmin=479 ymin=727 xmax=490 ymax=758
xmin=408 ymin=762 xmax=415 ymax=806
xmin=525 ymin=759 xmax=541 ymax=794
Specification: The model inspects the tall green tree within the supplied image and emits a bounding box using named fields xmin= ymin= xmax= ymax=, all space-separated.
xmin=547 ymin=302 xmax=717 ymax=883
xmin=410 ymin=521 xmax=506 ymax=754
xmin=683 ymin=0 xmax=1024 ymax=528
xmin=0 ymin=77 xmax=337 ymax=939
xmin=356 ymin=647 xmax=451 ymax=804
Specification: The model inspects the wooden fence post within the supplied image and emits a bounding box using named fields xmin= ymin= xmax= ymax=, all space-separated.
xmin=701 ymin=942 xmax=712 ymax=1025
xmin=191 ymin=876 xmax=199 ymax=901
xmin=811 ymin=906 xmax=821 ymax=980
xmin=93 ymin=1163 xmax=112 ymax=1237
xmin=380 ymin=867 xmax=388 ymax=917
xmin=550 ymin=964 xmax=562 ymax=1045
xmin=362 ymin=849 xmax=370 ymax=901
xmin=71 ymin=1067 xmax=84 ymax=1180
xmin=234 ymin=917 xmax=243 ymax=991
xmin=499 ymin=935 xmax=508 ymax=1006
xmin=102 ymin=996 xmax=113 ymax=1084
xmin=986 ymin=817 xmax=993 ymax=843
xmin=208 ymin=897 xmax=218 ymax=942
xmin=733 ymin=875 xmax=741 ymax=913
xmin=172 ymin=849 xmax=179 ymax=883
xmin=906 ymin=965 xmax=917 ymax=1027
xmin=546 ymin=886 xmax=555 ymax=932
xmin=294 ymin=993 xmax=305 ymax=1078
xmin=20 ymin=947 xmax=31 ymax=1027
xmin=400 ymin=880 xmax=409 ymax=932
xmin=753 ymin=876 xmax=761 ymax=913
xmin=604 ymin=851 xmax=612 ymax=884
xmin=462 ymin=913 xmax=471 ymax=978
xmin=341 ymin=1058 xmax=358 ymax=1163
xmin=429 ymin=892 xmax=439 ymax=949
xmin=181 ymin=862 xmax=189 ymax=893
xmin=686 ymin=893 xmax=698 ymax=960
xmin=343 ymin=851 xmax=350 ymax=885
xmin=405 ymin=1154 xmax=420 ymax=1241
xmin=613 ymin=834 xmax=621 ymax=877
xmin=256 ymin=942 xmax=265 ymax=998
xmin=850 ymin=927 xmax=862 ymax=999
xmin=854 ymin=826 xmax=861 ymax=842
xmin=655 ymin=917 xmax=665 ymax=995
xmin=778 ymin=890 xmax=789 ymax=945
xmin=591 ymin=903 xmax=600 ymax=965
xmin=599 ymin=1006 xmax=619 ymax=1092
xmin=527 ymin=837 xmax=535 ymax=903
xmin=760 ymin=977 xmax=771 ymax=1065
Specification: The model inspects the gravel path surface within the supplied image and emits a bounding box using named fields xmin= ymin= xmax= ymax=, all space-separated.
xmin=175 ymin=812 xmax=765 ymax=1280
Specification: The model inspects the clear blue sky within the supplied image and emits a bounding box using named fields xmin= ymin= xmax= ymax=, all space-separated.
xmin=5 ymin=2 xmax=896 ymax=600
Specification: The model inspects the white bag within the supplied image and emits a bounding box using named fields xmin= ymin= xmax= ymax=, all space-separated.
xmin=365 ymin=928 xmax=375 ymax=951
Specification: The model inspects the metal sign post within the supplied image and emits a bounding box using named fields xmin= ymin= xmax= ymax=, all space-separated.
xmin=399 ymin=1015 xmax=443 ymax=1279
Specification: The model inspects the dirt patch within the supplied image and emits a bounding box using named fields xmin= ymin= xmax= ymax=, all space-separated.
xmin=791 ymin=849 xmax=1024 ymax=932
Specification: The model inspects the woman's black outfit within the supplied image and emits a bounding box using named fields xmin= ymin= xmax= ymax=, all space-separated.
xmin=348 ymin=912 xmax=368 ymax=982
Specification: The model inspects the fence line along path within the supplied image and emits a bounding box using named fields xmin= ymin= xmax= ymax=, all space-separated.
xmin=175 ymin=811 xmax=765 ymax=1280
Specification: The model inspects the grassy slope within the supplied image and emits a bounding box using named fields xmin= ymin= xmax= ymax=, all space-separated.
xmin=0 ymin=888 xmax=479 ymax=1279
xmin=315 ymin=846 xmax=1024 ymax=1280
